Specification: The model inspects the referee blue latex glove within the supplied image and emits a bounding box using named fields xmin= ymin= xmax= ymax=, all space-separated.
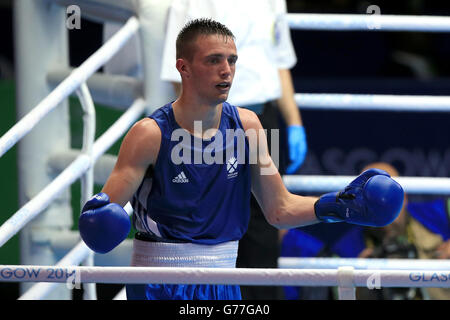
xmin=285 ymin=125 xmax=307 ymax=174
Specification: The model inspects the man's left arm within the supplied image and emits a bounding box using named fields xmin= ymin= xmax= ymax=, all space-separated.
xmin=240 ymin=107 xmax=319 ymax=228
xmin=239 ymin=107 xmax=405 ymax=230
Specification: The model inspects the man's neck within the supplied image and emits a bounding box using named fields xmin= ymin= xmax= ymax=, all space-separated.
xmin=172 ymin=96 xmax=223 ymax=139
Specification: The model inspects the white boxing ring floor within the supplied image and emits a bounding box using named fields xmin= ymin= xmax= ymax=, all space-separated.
xmin=1 ymin=1 xmax=450 ymax=301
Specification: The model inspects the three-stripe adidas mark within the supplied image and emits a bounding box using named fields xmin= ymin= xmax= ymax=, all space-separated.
xmin=172 ymin=171 xmax=189 ymax=183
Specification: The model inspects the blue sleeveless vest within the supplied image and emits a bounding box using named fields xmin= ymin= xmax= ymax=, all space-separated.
xmin=131 ymin=102 xmax=251 ymax=245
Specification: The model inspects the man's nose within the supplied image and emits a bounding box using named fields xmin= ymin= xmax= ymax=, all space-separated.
xmin=220 ymin=61 xmax=232 ymax=77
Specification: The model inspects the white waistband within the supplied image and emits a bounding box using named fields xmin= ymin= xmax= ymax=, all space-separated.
xmin=131 ymin=239 xmax=238 ymax=268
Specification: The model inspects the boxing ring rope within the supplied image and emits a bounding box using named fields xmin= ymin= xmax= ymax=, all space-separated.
xmin=0 ymin=16 xmax=140 ymax=158
xmin=4 ymin=2 xmax=450 ymax=300
xmin=18 ymin=204 xmax=134 ymax=300
xmin=283 ymin=176 xmax=450 ymax=195
xmin=1 ymin=11 xmax=143 ymax=299
xmin=2 ymin=265 xmax=450 ymax=288
xmin=0 ymin=151 xmax=442 ymax=252
xmin=294 ymin=94 xmax=450 ymax=112
xmin=0 ymin=99 xmax=143 ymax=299
xmin=0 ymin=12 xmax=142 ymax=244
xmin=287 ymin=13 xmax=450 ymax=32
xmin=278 ymin=258 xmax=450 ymax=270
xmin=1 ymin=265 xmax=450 ymax=301
xmin=0 ymin=99 xmax=144 ymax=248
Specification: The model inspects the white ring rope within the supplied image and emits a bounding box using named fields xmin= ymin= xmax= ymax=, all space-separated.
xmin=19 ymin=203 xmax=133 ymax=300
xmin=283 ymin=176 xmax=450 ymax=195
xmin=1 ymin=265 xmax=450 ymax=288
xmin=0 ymin=155 xmax=90 ymax=247
xmin=295 ymin=93 xmax=450 ymax=112
xmin=18 ymin=242 xmax=92 ymax=300
xmin=0 ymin=16 xmax=140 ymax=158
xmin=279 ymin=257 xmax=450 ymax=271
xmin=0 ymin=99 xmax=145 ymax=247
xmin=77 ymin=82 xmax=96 ymax=204
xmin=287 ymin=13 xmax=450 ymax=32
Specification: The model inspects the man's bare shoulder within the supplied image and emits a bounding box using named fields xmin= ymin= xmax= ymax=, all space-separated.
xmin=128 ymin=117 xmax=161 ymax=141
xmin=120 ymin=117 xmax=162 ymax=165
xmin=236 ymin=107 xmax=263 ymax=131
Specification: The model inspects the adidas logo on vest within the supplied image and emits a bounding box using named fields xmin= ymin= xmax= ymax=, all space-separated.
xmin=172 ymin=171 xmax=189 ymax=183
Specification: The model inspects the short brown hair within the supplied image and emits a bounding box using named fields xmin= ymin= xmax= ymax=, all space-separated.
xmin=176 ymin=18 xmax=235 ymax=60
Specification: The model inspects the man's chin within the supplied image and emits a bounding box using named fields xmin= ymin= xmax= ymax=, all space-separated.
xmin=213 ymin=95 xmax=228 ymax=106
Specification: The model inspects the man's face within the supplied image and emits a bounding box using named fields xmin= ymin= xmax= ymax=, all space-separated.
xmin=188 ymin=34 xmax=238 ymax=105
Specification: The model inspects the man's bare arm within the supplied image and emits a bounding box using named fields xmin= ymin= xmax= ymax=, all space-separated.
xmin=238 ymin=107 xmax=318 ymax=229
xmin=102 ymin=118 xmax=161 ymax=207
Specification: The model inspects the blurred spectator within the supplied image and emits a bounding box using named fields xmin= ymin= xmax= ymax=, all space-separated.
xmin=281 ymin=222 xmax=366 ymax=299
xmin=358 ymin=162 xmax=450 ymax=300
xmin=281 ymin=161 xmax=450 ymax=300
xmin=356 ymin=162 xmax=421 ymax=300
xmin=406 ymin=197 xmax=450 ymax=299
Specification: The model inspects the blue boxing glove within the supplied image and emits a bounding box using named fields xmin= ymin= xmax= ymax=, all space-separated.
xmin=79 ymin=193 xmax=130 ymax=254
xmin=285 ymin=125 xmax=307 ymax=174
xmin=314 ymin=168 xmax=404 ymax=227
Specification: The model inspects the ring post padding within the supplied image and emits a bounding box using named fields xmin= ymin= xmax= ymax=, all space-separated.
xmin=337 ymin=266 xmax=356 ymax=300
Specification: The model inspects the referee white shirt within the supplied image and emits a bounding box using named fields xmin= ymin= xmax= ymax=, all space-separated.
xmin=160 ymin=0 xmax=298 ymax=108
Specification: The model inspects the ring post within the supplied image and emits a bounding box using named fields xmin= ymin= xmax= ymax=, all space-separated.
xmin=14 ymin=0 xmax=72 ymax=299
xmin=337 ymin=266 xmax=356 ymax=300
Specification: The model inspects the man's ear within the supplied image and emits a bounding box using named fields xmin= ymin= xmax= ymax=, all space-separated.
xmin=176 ymin=58 xmax=190 ymax=78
